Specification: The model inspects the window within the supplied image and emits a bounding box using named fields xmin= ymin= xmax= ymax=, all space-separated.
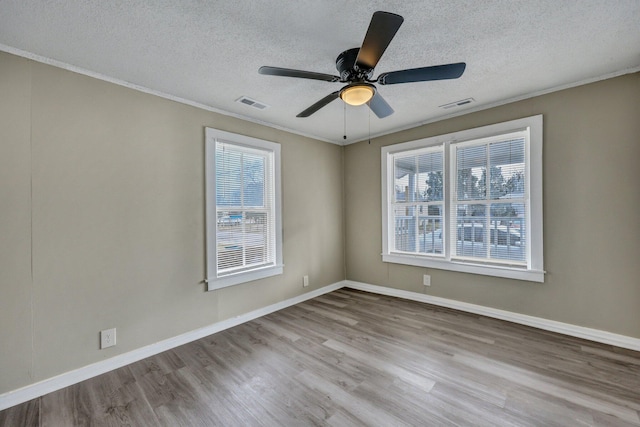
xmin=382 ymin=115 xmax=544 ymax=282
xmin=205 ymin=128 xmax=283 ymax=290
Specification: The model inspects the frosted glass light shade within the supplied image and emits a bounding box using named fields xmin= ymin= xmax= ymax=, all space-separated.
xmin=340 ymin=85 xmax=375 ymax=106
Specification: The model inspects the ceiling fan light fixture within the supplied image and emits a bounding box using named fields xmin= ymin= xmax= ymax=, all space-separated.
xmin=340 ymin=84 xmax=375 ymax=106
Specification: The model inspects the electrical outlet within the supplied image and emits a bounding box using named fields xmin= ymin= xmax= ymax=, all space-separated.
xmin=100 ymin=328 xmax=116 ymax=349
xmin=303 ymin=275 xmax=309 ymax=287
xmin=423 ymin=274 xmax=431 ymax=286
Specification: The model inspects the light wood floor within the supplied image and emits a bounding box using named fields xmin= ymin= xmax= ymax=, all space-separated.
xmin=2 ymin=289 xmax=639 ymax=426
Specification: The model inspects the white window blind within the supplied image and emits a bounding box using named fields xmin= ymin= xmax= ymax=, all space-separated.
xmin=215 ymin=141 xmax=276 ymax=274
xmin=391 ymin=147 xmax=444 ymax=256
xmin=452 ymin=133 xmax=527 ymax=265
xmin=206 ymin=128 xmax=282 ymax=290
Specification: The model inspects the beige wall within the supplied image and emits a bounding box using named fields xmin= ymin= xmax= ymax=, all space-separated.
xmin=345 ymin=72 xmax=640 ymax=339
xmin=0 ymin=55 xmax=33 ymax=396
xmin=0 ymin=51 xmax=344 ymax=394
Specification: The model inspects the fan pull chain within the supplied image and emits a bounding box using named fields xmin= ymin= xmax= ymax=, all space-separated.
xmin=368 ymin=105 xmax=371 ymax=144
xmin=343 ymin=103 xmax=347 ymax=140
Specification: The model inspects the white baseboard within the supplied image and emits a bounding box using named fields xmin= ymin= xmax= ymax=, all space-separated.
xmin=0 ymin=281 xmax=344 ymax=411
xmin=344 ymin=280 xmax=640 ymax=352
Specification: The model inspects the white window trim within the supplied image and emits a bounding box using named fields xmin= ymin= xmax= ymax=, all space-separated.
xmin=381 ymin=115 xmax=544 ymax=283
xmin=205 ymin=128 xmax=283 ymax=290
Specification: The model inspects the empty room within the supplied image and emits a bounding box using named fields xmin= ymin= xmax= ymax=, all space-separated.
xmin=1 ymin=1 xmax=639 ymax=426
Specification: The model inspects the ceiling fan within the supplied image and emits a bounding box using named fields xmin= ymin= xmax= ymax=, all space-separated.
xmin=259 ymin=11 xmax=466 ymax=118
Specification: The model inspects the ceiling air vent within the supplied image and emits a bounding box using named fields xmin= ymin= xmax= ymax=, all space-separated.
xmin=439 ymin=98 xmax=475 ymax=110
xmin=236 ymin=96 xmax=269 ymax=110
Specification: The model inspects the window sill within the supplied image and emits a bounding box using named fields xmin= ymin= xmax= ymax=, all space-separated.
xmin=207 ymin=264 xmax=284 ymax=291
xmin=382 ymin=253 xmax=545 ymax=283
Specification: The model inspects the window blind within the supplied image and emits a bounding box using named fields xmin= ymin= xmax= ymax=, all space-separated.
xmin=452 ymin=134 xmax=527 ymax=265
xmin=391 ymin=147 xmax=444 ymax=255
xmin=215 ymin=141 xmax=276 ymax=275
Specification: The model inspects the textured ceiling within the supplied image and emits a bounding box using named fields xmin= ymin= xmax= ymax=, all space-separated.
xmin=1 ymin=0 xmax=639 ymax=144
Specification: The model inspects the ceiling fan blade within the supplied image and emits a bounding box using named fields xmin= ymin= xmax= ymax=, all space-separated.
xmin=355 ymin=11 xmax=404 ymax=71
xmin=368 ymin=91 xmax=394 ymax=118
xmin=377 ymin=62 xmax=466 ymax=85
xmin=297 ymin=91 xmax=341 ymax=117
xmin=259 ymin=66 xmax=340 ymax=82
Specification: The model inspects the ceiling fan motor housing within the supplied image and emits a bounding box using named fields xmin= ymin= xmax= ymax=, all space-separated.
xmin=336 ymin=48 xmax=373 ymax=81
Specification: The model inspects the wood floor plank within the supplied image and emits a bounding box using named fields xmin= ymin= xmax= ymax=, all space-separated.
xmin=2 ymin=288 xmax=640 ymax=426
xmin=504 ymin=384 xmax=597 ymax=427
xmin=453 ymin=352 xmax=640 ymax=424
xmin=322 ymin=338 xmax=437 ymax=392
xmin=294 ymin=369 xmax=409 ymax=426
xmin=0 ymin=397 xmax=39 ymax=427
